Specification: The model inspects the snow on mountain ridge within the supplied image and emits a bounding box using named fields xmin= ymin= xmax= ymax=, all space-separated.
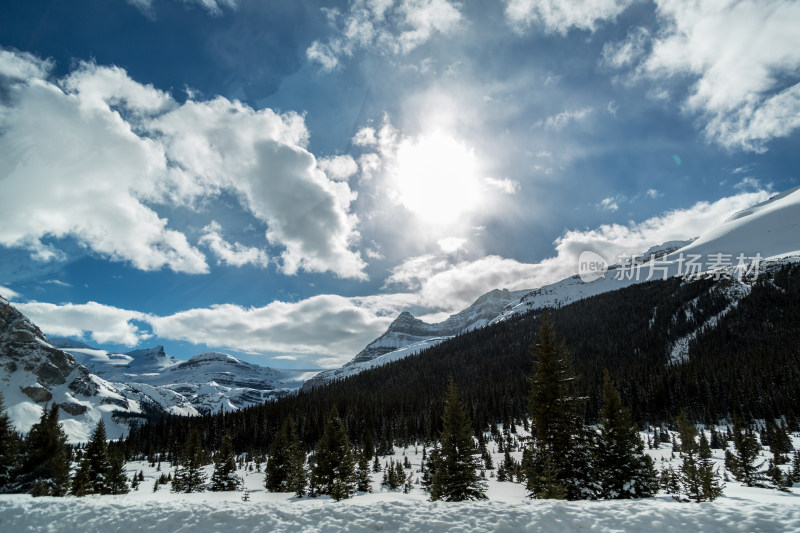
xmin=302 ymin=288 xmax=527 ymax=390
xmin=0 ymin=299 xmax=199 ymax=442
xmin=53 ymin=340 xmax=307 ymax=417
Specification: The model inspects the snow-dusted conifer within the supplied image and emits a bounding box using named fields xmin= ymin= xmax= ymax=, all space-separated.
xmin=429 ymin=379 xmax=487 ymax=501
xmin=172 ymin=430 xmax=207 ymax=493
xmin=596 ymin=370 xmax=658 ymax=499
xmin=210 ymin=434 xmax=238 ymax=491
xmin=310 ymin=407 xmax=355 ymax=500
xmin=0 ymin=393 xmax=20 ymax=492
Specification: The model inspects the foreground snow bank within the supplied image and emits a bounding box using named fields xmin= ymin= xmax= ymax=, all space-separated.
xmin=1 ymin=492 xmax=799 ymax=533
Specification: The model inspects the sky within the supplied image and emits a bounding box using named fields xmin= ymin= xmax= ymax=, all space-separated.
xmin=1 ymin=0 xmax=798 ymax=369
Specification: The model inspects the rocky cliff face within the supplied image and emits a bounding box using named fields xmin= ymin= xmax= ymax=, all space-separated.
xmin=0 ymin=297 xmax=197 ymax=442
xmin=1 ymin=298 xmax=79 ymax=388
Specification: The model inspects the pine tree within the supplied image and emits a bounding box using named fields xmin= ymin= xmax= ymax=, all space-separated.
xmin=696 ymin=431 xmax=723 ymax=500
xmin=791 ymin=451 xmax=800 ymax=484
xmin=73 ymin=420 xmax=111 ymax=495
xmin=659 ymin=466 xmax=681 ymax=495
xmin=421 ymin=445 xmax=438 ymax=491
xmin=725 ymin=415 xmax=763 ymax=486
xmin=524 ymin=447 xmax=567 ymax=499
xmin=382 ymin=459 xmax=404 ymax=490
xmin=429 ymin=379 xmax=487 ymax=501
xmin=497 ymin=448 xmax=515 ymax=482
xmin=524 ymin=315 xmax=594 ymax=500
xmin=106 ymin=446 xmax=130 ymax=495
xmin=765 ymin=420 xmax=793 ymax=464
xmin=363 ymin=429 xmax=375 ymax=462
xmin=310 ymin=407 xmax=355 ymax=500
xmin=71 ymin=457 xmax=92 ymax=496
xmin=596 ymin=370 xmax=658 ymax=499
xmin=282 ymin=423 xmax=308 ymax=497
xmin=210 ymin=434 xmax=239 ymax=491
xmin=23 ymin=404 xmax=71 ymax=496
xmin=355 ymin=451 xmax=372 ymax=492
xmin=266 ymin=419 xmax=294 ymax=491
xmin=0 ymin=393 xmax=20 ymax=492
xmin=172 ymin=430 xmax=207 ymax=493
xmin=766 ymin=459 xmax=789 ymax=491
xmin=676 ymin=413 xmax=721 ymax=502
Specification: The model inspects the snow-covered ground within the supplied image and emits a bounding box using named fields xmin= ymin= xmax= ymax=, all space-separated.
xmin=2 ymin=489 xmax=798 ymax=533
xmin=2 ymin=427 xmax=799 ymax=532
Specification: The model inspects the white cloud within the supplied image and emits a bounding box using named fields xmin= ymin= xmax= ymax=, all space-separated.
xmin=536 ymin=107 xmax=593 ymax=129
xmin=0 ymin=285 xmax=21 ymax=300
xmin=385 ymin=189 xmax=772 ymax=311
xmin=13 ymin=189 xmax=773 ymax=366
xmin=148 ymin=295 xmax=394 ymax=364
xmin=645 ymin=188 xmax=662 ymax=199
xmin=734 ymin=177 xmax=770 ymax=192
xmin=151 ymin=97 xmax=366 ymax=279
xmin=630 ymin=0 xmax=800 ymax=152
xmin=199 ymin=222 xmax=269 ymax=268
xmin=357 ymin=153 xmax=382 ymax=181
xmin=437 ymin=236 xmax=467 ymax=253
xmin=601 ymin=26 xmax=649 ymax=68
xmin=485 ymin=177 xmax=520 ymax=194
xmin=0 ymin=55 xmax=209 ymax=275
xmin=353 ymin=126 xmax=378 ymax=146
xmin=307 ymin=0 xmax=463 ymax=71
xmin=505 ymin=0 xmax=634 ymax=34
xmin=14 ymin=301 xmax=149 ymax=346
xmin=0 ymin=50 xmax=365 ymax=279
xmin=43 ymin=280 xmax=72 ymax=287
xmin=126 ymin=0 xmax=238 ymax=16
xmin=0 ymin=49 xmax=52 ymax=80
xmin=600 ymin=197 xmax=619 ymax=211
xmin=318 ymin=154 xmax=359 ymax=181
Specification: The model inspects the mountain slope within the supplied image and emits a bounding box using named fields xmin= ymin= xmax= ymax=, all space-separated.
xmin=306 ymin=185 xmax=800 ymax=389
xmin=53 ymin=341 xmax=312 ymax=415
xmin=0 ymin=297 xmax=196 ymax=442
xmin=302 ymin=288 xmax=527 ymax=389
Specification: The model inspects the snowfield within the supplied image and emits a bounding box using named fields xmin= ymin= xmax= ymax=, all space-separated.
xmin=1 ymin=488 xmax=799 ymax=532
xmin=2 ymin=429 xmax=800 ymax=533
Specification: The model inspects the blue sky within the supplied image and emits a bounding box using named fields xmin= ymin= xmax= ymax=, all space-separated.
xmin=1 ymin=0 xmax=798 ymax=368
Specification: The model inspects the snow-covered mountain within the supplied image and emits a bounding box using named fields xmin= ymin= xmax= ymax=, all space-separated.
xmin=493 ymin=185 xmax=800 ymax=322
xmin=53 ymin=340 xmax=182 ymax=379
xmin=0 ymin=301 xmax=313 ymax=441
xmin=52 ymin=341 xmax=311 ymax=415
xmin=0 ymin=297 xmax=198 ymax=442
xmin=306 ymin=186 xmax=800 ymax=388
xmin=302 ymin=288 xmax=527 ymax=389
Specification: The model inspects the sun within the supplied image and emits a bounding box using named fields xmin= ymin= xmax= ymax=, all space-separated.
xmin=392 ymin=131 xmax=483 ymax=226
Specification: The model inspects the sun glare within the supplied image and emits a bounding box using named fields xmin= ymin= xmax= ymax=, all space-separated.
xmin=392 ymin=131 xmax=483 ymax=226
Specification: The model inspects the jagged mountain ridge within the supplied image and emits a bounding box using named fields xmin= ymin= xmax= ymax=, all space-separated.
xmin=302 ymin=288 xmax=528 ymax=389
xmin=53 ymin=341 xmax=311 ymax=416
xmin=0 ymin=305 xmax=311 ymax=441
xmin=0 ymin=297 xmax=198 ymax=442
